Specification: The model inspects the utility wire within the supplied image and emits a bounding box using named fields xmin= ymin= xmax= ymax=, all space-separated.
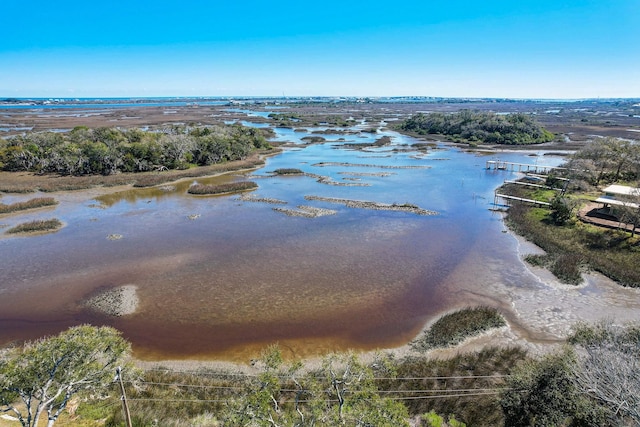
xmin=142 ymin=370 xmax=509 ymax=381
xmin=126 ymin=391 xmax=504 ymax=405
xmin=127 ymin=380 xmax=508 ymax=395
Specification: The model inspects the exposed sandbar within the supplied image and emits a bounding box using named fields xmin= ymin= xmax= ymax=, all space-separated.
xmin=273 ymin=205 xmax=337 ymax=218
xmin=304 ymin=195 xmax=438 ymax=215
xmin=85 ymin=285 xmax=139 ymax=317
xmin=313 ymin=162 xmax=430 ymax=169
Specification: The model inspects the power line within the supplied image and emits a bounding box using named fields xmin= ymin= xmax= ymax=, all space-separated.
xmin=128 ymin=380 xmax=508 ymax=395
xmin=142 ymin=369 xmax=509 ymax=381
xmin=126 ymin=391 xmax=504 ymax=405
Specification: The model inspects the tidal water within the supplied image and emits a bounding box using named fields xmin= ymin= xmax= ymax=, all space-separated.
xmin=0 ymin=122 xmax=565 ymax=361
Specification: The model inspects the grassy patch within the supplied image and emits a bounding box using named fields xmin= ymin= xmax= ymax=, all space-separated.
xmin=0 ymin=197 xmax=58 ymax=214
xmin=6 ymin=218 xmax=62 ymax=234
xmin=187 ymin=181 xmax=258 ymax=195
xmin=0 ymin=151 xmax=273 ymax=192
xmin=273 ymin=168 xmax=304 ymax=175
xmin=411 ymin=307 xmax=506 ymax=352
xmin=506 ymin=198 xmax=640 ymax=287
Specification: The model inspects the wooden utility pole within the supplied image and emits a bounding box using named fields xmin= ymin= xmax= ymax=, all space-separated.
xmin=116 ymin=366 xmax=133 ymax=427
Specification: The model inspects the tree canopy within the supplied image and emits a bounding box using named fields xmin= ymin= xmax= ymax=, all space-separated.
xmin=0 ymin=325 xmax=131 ymax=427
xmin=0 ymin=124 xmax=271 ymax=176
xmin=567 ymin=136 xmax=640 ymax=186
xmin=399 ymin=111 xmax=555 ymax=145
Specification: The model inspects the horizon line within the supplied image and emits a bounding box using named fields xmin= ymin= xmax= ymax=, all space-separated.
xmin=2 ymin=95 xmax=640 ymax=102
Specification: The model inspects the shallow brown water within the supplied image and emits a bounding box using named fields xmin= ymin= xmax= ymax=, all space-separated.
xmin=0 ymin=126 xmax=565 ymax=362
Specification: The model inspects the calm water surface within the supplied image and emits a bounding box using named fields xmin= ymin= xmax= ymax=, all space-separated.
xmin=0 ymin=123 xmax=565 ymax=361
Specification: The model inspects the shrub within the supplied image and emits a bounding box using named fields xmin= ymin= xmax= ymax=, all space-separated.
xmin=500 ymin=348 xmax=607 ymax=427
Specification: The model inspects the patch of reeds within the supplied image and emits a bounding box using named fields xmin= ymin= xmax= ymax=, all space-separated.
xmin=0 ymin=197 xmax=58 ymax=214
xmin=187 ymin=181 xmax=258 ymax=195
xmin=273 ymin=168 xmax=304 ymax=175
xmin=6 ymin=218 xmax=62 ymax=234
xmin=411 ymin=307 xmax=506 ymax=352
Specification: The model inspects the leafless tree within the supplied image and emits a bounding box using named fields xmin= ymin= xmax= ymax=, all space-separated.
xmin=571 ymin=321 xmax=640 ymax=425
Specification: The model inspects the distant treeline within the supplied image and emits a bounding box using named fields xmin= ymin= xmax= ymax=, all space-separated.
xmin=0 ymin=124 xmax=271 ymax=175
xmin=399 ymin=110 xmax=554 ymax=145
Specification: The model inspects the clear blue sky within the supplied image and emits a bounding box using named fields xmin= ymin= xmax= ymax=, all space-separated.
xmin=1 ymin=0 xmax=639 ymax=98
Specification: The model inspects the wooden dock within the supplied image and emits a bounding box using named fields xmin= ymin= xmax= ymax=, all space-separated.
xmin=486 ymin=160 xmax=563 ymax=174
xmin=494 ymin=193 xmax=551 ymax=207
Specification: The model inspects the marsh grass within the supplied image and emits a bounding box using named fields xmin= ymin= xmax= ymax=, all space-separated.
xmin=507 ymin=200 xmax=640 ymax=287
xmin=188 ymin=181 xmax=258 ymax=195
xmin=0 ymin=197 xmax=58 ymax=214
xmin=0 ymin=152 xmax=272 ymax=192
xmin=132 ymin=156 xmax=268 ymax=188
xmin=273 ymin=168 xmax=304 ymax=175
xmin=411 ymin=307 xmax=506 ymax=352
xmin=6 ymin=218 xmax=62 ymax=234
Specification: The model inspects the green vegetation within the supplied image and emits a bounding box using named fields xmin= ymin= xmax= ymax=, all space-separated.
xmin=0 ymin=197 xmax=57 ymax=214
xmin=7 ymin=322 xmax=638 ymax=426
xmin=382 ymin=346 xmax=527 ymax=426
xmin=105 ymin=346 xmax=526 ymax=426
xmin=422 ymin=411 xmax=466 ymax=427
xmin=0 ymin=329 xmax=527 ymax=427
xmin=6 ymin=218 xmax=62 ymax=234
xmin=273 ymin=168 xmax=304 ymax=175
xmin=398 ymin=111 xmax=554 ymax=145
xmin=501 ymin=321 xmax=640 ymax=426
xmin=0 ymin=325 xmax=131 ymax=427
xmin=0 ymin=124 xmax=271 ymax=176
xmin=567 ymin=136 xmax=640 ymax=186
xmin=507 ymin=202 xmax=640 ymax=286
xmin=500 ymin=136 xmax=640 ymax=286
xmin=500 ymin=348 xmax=608 ymax=426
xmin=412 ymin=307 xmax=506 ymax=351
xmin=0 ymin=154 xmax=269 ymax=193
xmin=268 ymin=113 xmax=301 ymax=127
xmin=187 ymin=181 xmax=258 ymax=195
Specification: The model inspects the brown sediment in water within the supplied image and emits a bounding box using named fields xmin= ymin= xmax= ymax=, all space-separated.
xmin=3 ymin=101 xmax=639 ymax=366
xmin=0 ymin=212 xmax=455 ymax=362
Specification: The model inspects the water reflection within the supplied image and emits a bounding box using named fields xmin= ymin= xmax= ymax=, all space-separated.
xmin=0 ymin=121 xmax=566 ymax=361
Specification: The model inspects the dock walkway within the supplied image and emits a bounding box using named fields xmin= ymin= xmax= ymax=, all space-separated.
xmin=486 ymin=160 xmax=563 ymax=174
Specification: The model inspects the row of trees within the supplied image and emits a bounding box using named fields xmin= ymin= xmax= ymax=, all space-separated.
xmin=3 ymin=322 xmax=640 ymax=426
xmin=0 ymin=124 xmax=271 ymax=176
xmin=0 ymin=326 xmax=130 ymax=427
xmin=399 ymin=110 xmax=555 ymax=145
xmin=567 ymin=136 xmax=640 ymax=186
xmin=0 ymin=327 xmax=411 ymax=427
xmin=565 ymin=137 xmax=640 ymax=235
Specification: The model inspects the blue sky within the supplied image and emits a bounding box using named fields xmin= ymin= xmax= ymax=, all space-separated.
xmin=1 ymin=0 xmax=639 ymax=98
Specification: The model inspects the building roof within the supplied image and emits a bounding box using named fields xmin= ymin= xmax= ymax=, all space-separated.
xmin=602 ymin=184 xmax=640 ymax=197
xmin=595 ymin=197 xmax=639 ymax=209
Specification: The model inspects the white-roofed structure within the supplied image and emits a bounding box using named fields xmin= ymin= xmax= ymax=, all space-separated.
xmin=595 ymin=184 xmax=640 ymax=210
